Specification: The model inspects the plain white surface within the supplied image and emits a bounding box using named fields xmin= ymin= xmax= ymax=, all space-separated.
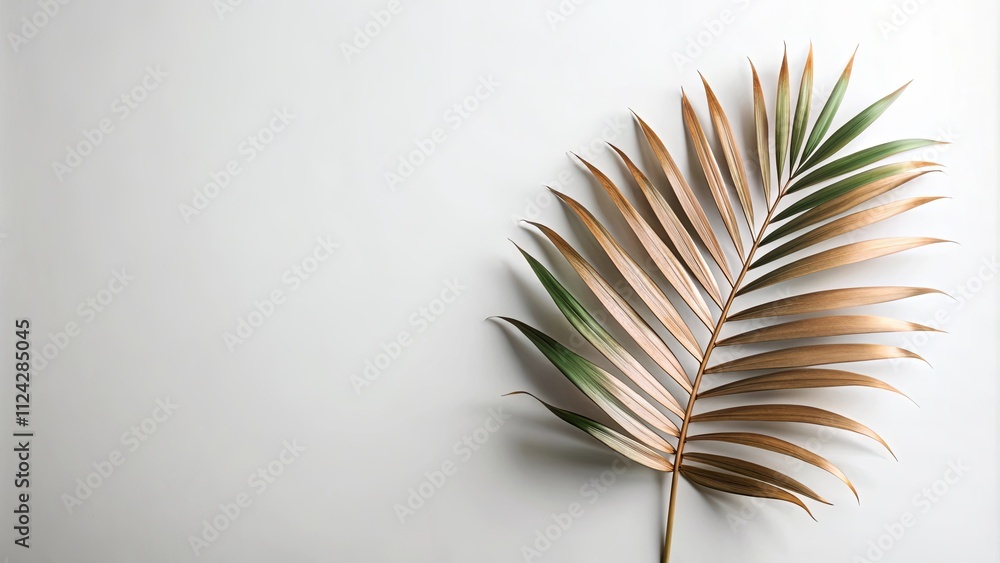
xmin=1 ymin=1 xmax=997 ymax=562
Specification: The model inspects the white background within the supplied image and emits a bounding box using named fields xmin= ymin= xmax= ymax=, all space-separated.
xmin=1 ymin=1 xmax=997 ymax=562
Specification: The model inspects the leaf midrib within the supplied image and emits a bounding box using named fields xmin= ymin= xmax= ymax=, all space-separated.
xmin=663 ymin=179 xmax=791 ymax=556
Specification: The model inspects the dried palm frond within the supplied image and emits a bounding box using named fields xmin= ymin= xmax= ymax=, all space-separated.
xmin=493 ymin=45 xmax=948 ymax=562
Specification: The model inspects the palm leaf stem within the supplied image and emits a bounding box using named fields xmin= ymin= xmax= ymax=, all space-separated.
xmin=662 ymin=178 xmax=793 ymax=563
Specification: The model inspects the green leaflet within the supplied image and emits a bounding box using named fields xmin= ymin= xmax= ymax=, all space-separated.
xmin=799 ymin=49 xmax=856 ymax=165
xmin=496 ymin=317 xmax=678 ymax=452
xmin=775 ymin=48 xmax=791 ymax=180
xmin=796 ymin=82 xmax=910 ymax=173
xmin=506 ymin=392 xmax=673 ymax=472
xmin=515 ymin=245 xmax=684 ymax=417
xmin=789 ymin=139 xmax=941 ymax=192
xmin=762 ymin=169 xmax=936 ymax=246
xmin=789 ymin=45 xmax=813 ymax=170
xmin=774 ymin=161 xmax=933 ymax=222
